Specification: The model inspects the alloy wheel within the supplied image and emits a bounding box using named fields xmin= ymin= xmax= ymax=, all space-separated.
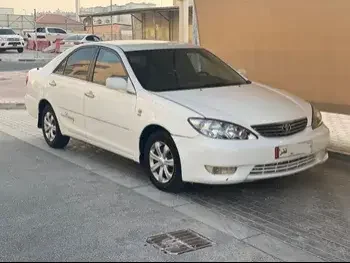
xmin=149 ymin=141 xmax=175 ymax=183
xmin=43 ymin=111 xmax=57 ymax=142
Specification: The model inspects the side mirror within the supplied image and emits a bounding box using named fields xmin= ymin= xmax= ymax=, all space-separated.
xmin=237 ymin=68 xmax=247 ymax=77
xmin=106 ymin=77 xmax=135 ymax=94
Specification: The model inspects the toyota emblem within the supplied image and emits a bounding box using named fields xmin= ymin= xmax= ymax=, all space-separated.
xmin=282 ymin=123 xmax=292 ymax=133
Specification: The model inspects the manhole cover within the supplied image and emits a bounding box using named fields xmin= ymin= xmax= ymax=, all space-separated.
xmin=146 ymin=229 xmax=214 ymax=255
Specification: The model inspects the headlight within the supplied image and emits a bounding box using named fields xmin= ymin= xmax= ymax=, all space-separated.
xmin=311 ymin=105 xmax=323 ymax=129
xmin=188 ymin=118 xmax=257 ymax=140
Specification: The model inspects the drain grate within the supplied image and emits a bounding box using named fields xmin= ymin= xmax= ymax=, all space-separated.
xmin=146 ymin=229 xmax=214 ymax=255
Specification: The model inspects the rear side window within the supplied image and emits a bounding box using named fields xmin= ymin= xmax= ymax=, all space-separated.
xmin=85 ymin=35 xmax=95 ymax=41
xmin=63 ymin=47 xmax=97 ymax=81
xmin=53 ymin=58 xmax=68 ymax=75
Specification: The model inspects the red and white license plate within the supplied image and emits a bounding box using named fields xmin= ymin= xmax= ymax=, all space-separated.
xmin=275 ymin=141 xmax=312 ymax=159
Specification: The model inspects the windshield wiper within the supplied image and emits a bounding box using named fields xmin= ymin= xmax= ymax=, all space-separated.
xmin=179 ymin=82 xmax=244 ymax=90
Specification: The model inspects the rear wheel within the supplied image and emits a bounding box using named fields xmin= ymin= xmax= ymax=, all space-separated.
xmin=17 ymin=48 xmax=24 ymax=53
xmin=41 ymin=105 xmax=70 ymax=149
xmin=144 ymin=131 xmax=184 ymax=192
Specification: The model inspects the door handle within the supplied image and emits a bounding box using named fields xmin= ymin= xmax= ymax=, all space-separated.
xmin=84 ymin=91 xmax=95 ymax=99
xmin=49 ymin=80 xmax=56 ymax=87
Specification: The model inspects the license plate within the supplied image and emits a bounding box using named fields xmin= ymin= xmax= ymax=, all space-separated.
xmin=275 ymin=141 xmax=312 ymax=159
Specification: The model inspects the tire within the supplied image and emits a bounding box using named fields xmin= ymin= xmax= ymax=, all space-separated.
xmin=144 ymin=130 xmax=184 ymax=193
xmin=41 ymin=105 xmax=70 ymax=149
xmin=17 ymin=48 xmax=24 ymax=53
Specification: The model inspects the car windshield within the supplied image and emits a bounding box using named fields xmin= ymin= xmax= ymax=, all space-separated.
xmin=0 ymin=29 xmax=16 ymax=35
xmin=65 ymin=35 xmax=85 ymax=41
xmin=125 ymin=48 xmax=248 ymax=92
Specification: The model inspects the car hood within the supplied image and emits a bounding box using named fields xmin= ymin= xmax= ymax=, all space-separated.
xmin=154 ymin=82 xmax=312 ymax=127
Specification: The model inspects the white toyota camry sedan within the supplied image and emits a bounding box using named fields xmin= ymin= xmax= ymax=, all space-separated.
xmin=24 ymin=40 xmax=330 ymax=192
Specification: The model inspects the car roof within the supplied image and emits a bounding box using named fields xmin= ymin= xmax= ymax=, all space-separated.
xmin=101 ymin=40 xmax=199 ymax=52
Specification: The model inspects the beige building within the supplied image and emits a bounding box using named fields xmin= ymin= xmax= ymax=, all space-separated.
xmin=194 ymin=0 xmax=350 ymax=113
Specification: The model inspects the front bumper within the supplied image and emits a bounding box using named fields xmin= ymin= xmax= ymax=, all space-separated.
xmin=173 ymin=124 xmax=330 ymax=185
xmin=0 ymin=41 xmax=25 ymax=49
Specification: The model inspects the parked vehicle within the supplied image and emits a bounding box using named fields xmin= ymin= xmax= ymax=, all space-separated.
xmin=24 ymin=40 xmax=330 ymax=192
xmin=59 ymin=34 xmax=101 ymax=52
xmin=0 ymin=27 xmax=25 ymax=53
xmin=34 ymin=27 xmax=67 ymax=44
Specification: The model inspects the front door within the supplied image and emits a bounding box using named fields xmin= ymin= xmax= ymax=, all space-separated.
xmin=84 ymin=47 xmax=137 ymax=158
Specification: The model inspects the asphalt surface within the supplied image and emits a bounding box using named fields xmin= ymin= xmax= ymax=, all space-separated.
xmin=0 ymin=131 xmax=279 ymax=262
xmin=0 ymin=61 xmax=48 ymax=72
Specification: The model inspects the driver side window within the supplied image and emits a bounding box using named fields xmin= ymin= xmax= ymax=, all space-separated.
xmin=92 ymin=48 xmax=128 ymax=86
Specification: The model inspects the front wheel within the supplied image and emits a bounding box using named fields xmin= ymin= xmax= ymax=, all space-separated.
xmin=17 ymin=48 xmax=24 ymax=53
xmin=42 ymin=105 xmax=70 ymax=149
xmin=144 ymin=131 xmax=184 ymax=193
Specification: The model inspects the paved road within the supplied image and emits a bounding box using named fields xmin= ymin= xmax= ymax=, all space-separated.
xmin=0 ymin=61 xmax=47 ymax=72
xmin=0 ymin=130 xmax=279 ymax=262
xmin=0 ymin=110 xmax=349 ymax=261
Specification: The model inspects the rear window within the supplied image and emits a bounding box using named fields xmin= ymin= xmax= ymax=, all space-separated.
xmin=0 ymin=29 xmax=16 ymax=35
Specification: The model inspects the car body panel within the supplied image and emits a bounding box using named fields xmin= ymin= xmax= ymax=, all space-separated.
xmin=24 ymin=40 xmax=330 ymax=186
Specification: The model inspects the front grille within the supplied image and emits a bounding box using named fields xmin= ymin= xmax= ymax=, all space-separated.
xmin=251 ymin=118 xmax=307 ymax=137
xmin=7 ymin=38 xmax=20 ymax=41
xmin=8 ymin=42 xmax=21 ymax=45
xmin=250 ymin=154 xmax=316 ymax=176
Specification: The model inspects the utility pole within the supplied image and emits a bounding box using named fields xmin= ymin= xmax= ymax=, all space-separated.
xmin=34 ymin=9 xmax=38 ymax=58
xmin=110 ymin=0 xmax=113 ymax=40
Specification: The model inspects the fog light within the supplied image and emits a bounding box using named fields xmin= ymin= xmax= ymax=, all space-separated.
xmin=205 ymin=165 xmax=237 ymax=175
xmin=1 ymin=43 xmax=4 ymax=46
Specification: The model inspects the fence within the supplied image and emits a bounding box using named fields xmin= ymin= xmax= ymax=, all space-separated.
xmin=0 ymin=14 xmax=35 ymax=33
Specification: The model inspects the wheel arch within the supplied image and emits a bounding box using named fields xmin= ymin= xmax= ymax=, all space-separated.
xmin=37 ymin=99 xmax=52 ymax=128
xmin=139 ymin=124 xmax=172 ymax=164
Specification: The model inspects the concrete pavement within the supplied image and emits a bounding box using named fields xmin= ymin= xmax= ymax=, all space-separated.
xmin=0 ymin=130 xmax=279 ymax=262
xmin=0 ymin=110 xmax=349 ymax=261
xmin=0 ymin=71 xmax=27 ymax=109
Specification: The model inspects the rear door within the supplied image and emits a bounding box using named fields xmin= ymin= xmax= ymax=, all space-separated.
xmin=46 ymin=46 xmax=98 ymax=138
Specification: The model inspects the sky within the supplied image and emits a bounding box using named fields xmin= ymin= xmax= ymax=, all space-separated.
xmin=7 ymin=0 xmax=173 ymax=14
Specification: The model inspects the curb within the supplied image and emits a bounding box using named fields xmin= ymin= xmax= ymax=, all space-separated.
xmin=328 ymin=150 xmax=350 ymax=162
xmin=0 ymin=103 xmax=26 ymax=110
